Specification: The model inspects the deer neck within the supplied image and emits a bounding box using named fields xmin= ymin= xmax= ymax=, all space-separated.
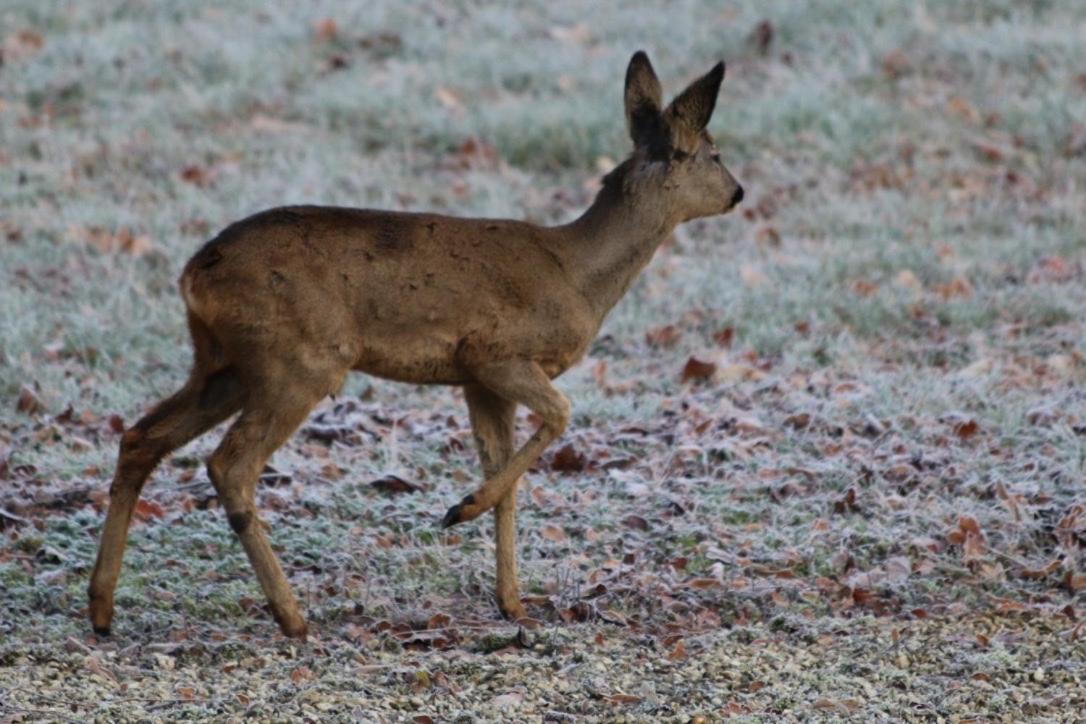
xmin=556 ymin=161 xmax=677 ymax=318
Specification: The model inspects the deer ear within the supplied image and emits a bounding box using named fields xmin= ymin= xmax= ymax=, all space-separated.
xmin=624 ymin=51 xmax=666 ymax=152
xmin=664 ymin=61 xmax=725 ymax=139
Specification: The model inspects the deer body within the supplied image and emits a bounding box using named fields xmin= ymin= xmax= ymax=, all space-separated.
xmin=88 ymin=51 xmax=742 ymax=638
xmin=182 ymin=207 xmax=599 ymax=386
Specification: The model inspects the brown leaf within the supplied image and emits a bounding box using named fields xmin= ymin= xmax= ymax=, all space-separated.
xmin=667 ymin=640 xmax=687 ymax=661
xmin=958 ymin=515 xmax=982 ymax=537
xmin=180 ymin=165 xmax=212 ymax=187
xmin=313 ymin=18 xmax=338 ymax=41
xmin=681 ymin=357 xmax=717 ymax=384
xmin=645 ymin=324 xmax=682 ymax=348
xmin=604 ymin=693 xmax=642 ymax=705
xmin=833 ymin=487 xmax=859 ymax=514
xmin=540 ymin=524 xmax=567 ymax=543
xmin=784 ymin=412 xmax=811 ymax=430
xmin=550 ymin=443 xmax=585 ymax=473
xmin=850 ymin=279 xmax=878 ymax=297
xmin=1020 ymin=559 xmax=1060 ymax=580
xmin=370 ymin=475 xmax=420 ymax=494
xmin=713 ymin=326 xmax=735 ymax=347
xmin=622 ymin=514 xmax=650 ymax=531
xmin=749 ymin=20 xmax=773 ymax=54
xmin=107 ymin=414 xmax=125 ymax=434
xmin=686 ymin=577 xmax=719 ymax=590
xmin=954 ymin=419 xmax=979 ymax=439
xmin=134 ymin=499 xmax=165 ymax=522
xmin=16 ymin=385 xmax=42 ymax=415
xmin=435 ymin=87 xmax=464 ymax=115
xmin=935 ymin=276 xmax=974 ymax=299
xmin=290 ymin=666 xmax=313 ymax=683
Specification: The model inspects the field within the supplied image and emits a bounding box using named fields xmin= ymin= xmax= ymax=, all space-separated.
xmin=2 ymin=0 xmax=1085 ymax=720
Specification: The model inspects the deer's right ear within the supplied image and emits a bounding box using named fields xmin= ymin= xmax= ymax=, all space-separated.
xmin=624 ymin=51 xmax=666 ymax=152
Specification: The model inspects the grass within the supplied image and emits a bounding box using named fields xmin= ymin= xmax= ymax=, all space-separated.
xmin=2 ymin=0 xmax=1086 ymax=720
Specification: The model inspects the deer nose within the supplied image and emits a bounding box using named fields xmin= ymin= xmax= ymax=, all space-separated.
xmin=730 ymin=185 xmax=745 ymax=206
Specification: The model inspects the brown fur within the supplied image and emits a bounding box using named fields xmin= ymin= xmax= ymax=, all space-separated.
xmin=87 ymin=51 xmax=743 ymax=637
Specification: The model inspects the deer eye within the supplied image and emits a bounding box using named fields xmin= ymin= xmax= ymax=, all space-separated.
xmin=671 ymin=149 xmax=689 ymax=162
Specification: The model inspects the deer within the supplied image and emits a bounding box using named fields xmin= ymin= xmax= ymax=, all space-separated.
xmin=87 ymin=51 xmax=743 ymax=639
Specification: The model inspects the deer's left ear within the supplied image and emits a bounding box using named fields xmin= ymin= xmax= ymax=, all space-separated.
xmin=624 ymin=51 xmax=667 ymax=152
xmin=664 ymin=61 xmax=725 ymax=139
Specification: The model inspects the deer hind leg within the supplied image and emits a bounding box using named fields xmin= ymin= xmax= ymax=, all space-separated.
xmin=206 ymin=372 xmax=339 ymax=639
xmin=464 ymin=384 xmax=525 ymax=620
xmin=88 ymin=368 xmax=244 ymax=635
xmin=444 ymin=360 xmax=569 ymax=528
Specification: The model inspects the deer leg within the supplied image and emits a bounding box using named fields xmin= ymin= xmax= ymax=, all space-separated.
xmin=443 ymin=360 xmax=569 ymax=528
xmin=88 ymin=368 xmax=244 ymax=635
xmin=464 ymin=384 xmax=525 ymax=620
xmin=206 ymin=381 xmax=331 ymax=639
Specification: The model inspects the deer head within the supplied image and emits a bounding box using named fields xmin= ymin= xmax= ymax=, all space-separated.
xmin=621 ymin=50 xmax=743 ymax=223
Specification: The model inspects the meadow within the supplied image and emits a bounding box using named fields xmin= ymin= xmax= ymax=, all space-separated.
xmin=1 ymin=0 xmax=1085 ymax=720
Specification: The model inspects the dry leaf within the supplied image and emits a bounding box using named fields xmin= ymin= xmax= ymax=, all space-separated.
xmin=550 ymin=443 xmax=586 ymax=473
xmin=313 ymin=18 xmax=338 ymax=41
xmin=935 ymin=276 xmax=974 ymax=299
xmin=370 ymin=475 xmax=420 ymax=495
xmin=954 ymin=419 xmax=979 ymax=440
xmin=667 ymin=640 xmax=687 ymax=661
xmin=134 ymin=499 xmax=165 ymax=522
xmin=749 ymin=20 xmax=773 ymax=54
xmin=713 ymin=326 xmax=735 ymax=347
xmin=645 ymin=324 xmax=682 ymax=348
xmin=16 ymin=385 xmax=42 ymax=415
xmin=681 ymin=357 xmax=717 ymax=383
xmin=540 ymin=525 xmax=567 ymax=543
xmin=435 ymin=87 xmax=464 ymax=115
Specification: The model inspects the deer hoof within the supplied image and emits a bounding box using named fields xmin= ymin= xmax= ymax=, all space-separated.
xmin=92 ymin=625 xmax=112 ymax=637
xmin=441 ymin=503 xmax=464 ymax=528
xmin=442 ymin=494 xmax=481 ymax=528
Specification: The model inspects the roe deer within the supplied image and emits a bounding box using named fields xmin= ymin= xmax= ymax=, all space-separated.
xmin=88 ymin=51 xmax=743 ymax=638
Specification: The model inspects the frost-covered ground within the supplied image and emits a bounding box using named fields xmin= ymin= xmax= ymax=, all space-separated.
xmin=2 ymin=1 xmax=1085 ymax=720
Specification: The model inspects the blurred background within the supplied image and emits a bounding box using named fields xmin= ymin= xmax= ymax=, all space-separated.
xmin=1 ymin=1 xmax=1085 ymax=717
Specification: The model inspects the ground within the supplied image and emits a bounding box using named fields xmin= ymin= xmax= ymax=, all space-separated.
xmin=1 ymin=1 xmax=1085 ymax=721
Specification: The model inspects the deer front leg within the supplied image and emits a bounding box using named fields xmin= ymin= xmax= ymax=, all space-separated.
xmin=463 ymin=384 xmax=525 ymax=620
xmin=443 ymin=360 xmax=569 ymax=528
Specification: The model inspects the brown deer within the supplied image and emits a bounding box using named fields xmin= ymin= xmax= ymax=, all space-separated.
xmin=87 ymin=51 xmax=743 ymax=638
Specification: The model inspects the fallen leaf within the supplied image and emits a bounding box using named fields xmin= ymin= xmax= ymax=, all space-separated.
xmin=935 ymin=276 xmax=973 ymax=299
xmin=645 ymin=324 xmax=682 ymax=348
xmin=749 ymin=20 xmax=773 ymax=54
xmin=540 ymin=525 xmax=567 ymax=543
xmin=681 ymin=357 xmax=716 ymax=383
xmin=435 ymin=87 xmax=464 ymax=115
xmin=550 ymin=443 xmax=586 ymax=473
xmin=16 ymin=385 xmax=42 ymax=414
xmin=713 ymin=326 xmax=735 ymax=347
xmin=667 ymin=640 xmax=687 ymax=661
xmin=313 ymin=18 xmax=338 ymax=41
xmin=370 ymin=475 xmax=420 ymax=494
xmin=134 ymin=499 xmax=165 ymax=522
xmin=954 ymin=419 xmax=979 ymax=440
